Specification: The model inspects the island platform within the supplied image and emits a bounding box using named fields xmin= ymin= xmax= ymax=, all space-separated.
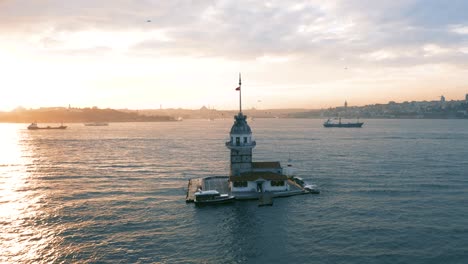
xmin=186 ymin=176 xmax=316 ymax=203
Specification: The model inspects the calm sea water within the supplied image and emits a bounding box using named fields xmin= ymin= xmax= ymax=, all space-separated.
xmin=1 ymin=119 xmax=468 ymax=263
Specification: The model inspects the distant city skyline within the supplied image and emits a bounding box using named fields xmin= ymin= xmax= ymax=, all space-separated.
xmin=1 ymin=1 xmax=468 ymax=111
xmin=7 ymin=92 xmax=468 ymax=112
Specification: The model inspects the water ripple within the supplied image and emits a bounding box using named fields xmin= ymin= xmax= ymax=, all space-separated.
xmin=1 ymin=120 xmax=468 ymax=263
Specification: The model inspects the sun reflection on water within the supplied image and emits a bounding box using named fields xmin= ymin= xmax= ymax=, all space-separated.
xmin=0 ymin=124 xmax=54 ymax=263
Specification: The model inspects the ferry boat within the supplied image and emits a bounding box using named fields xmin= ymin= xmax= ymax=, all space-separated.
xmin=323 ymin=118 xmax=363 ymax=128
xmin=194 ymin=190 xmax=235 ymax=205
xmin=27 ymin=122 xmax=67 ymax=130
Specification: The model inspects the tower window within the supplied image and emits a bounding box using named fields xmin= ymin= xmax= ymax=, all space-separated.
xmin=236 ymin=137 xmax=240 ymax=146
xmin=244 ymin=137 xmax=248 ymax=143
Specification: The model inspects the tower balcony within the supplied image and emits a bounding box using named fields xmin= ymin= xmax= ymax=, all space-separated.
xmin=226 ymin=140 xmax=256 ymax=149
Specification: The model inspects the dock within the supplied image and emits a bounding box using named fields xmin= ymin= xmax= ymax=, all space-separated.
xmin=258 ymin=192 xmax=274 ymax=206
xmin=186 ymin=178 xmax=203 ymax=203
xmin=186 ymin=176 xmax=317 ymax=203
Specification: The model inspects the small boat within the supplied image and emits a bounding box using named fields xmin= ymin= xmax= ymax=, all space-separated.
xmin=84 ymin=122 xmax=109 ymax=126
xmin=291 ymin=176 xmax=320 ymax=194
xmin=323 ymin=118 xmax=363 ymax=128
xmin=194 ymin=190 xmax=235 ymax=205
xmin=303 ymin=184 xmax=320 ymax=194
xmin=27 ymin=122 xmax=67 ymax=130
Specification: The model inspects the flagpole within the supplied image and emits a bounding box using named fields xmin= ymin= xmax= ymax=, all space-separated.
xmin=239 ymin=73 xmax=242 ymax=113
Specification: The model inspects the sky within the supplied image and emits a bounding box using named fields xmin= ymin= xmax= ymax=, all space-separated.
xmin=1 ymin=0 xmax=468 ymax=111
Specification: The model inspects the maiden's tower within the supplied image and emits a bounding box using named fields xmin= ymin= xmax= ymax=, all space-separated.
xmin=226 ymin=74 xmax=289 ymax=195
xmin=185 ymin=74 xmax=317 ymax=203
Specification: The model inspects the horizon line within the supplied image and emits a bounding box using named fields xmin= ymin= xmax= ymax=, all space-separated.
xmin=4 ymin=96 xmax=467 ymax=113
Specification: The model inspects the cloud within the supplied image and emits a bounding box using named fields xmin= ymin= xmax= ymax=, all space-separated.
xmin=361 ymin=50 xmax=401 ymax=61
xmin=450 ymin=25 xmax=468 ymax=35
xmin=2 ymin=1 xmax=468 ymax=68
xmin=422 ymin=44 xmax=451 ymax=57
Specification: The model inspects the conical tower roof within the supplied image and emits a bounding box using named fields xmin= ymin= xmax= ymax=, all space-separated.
xmin=230 ymin=112 xmax=251 ymax=134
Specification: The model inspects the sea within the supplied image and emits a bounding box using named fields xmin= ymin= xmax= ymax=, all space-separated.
xmin=1 ymin=119 xmax=468 ymax=264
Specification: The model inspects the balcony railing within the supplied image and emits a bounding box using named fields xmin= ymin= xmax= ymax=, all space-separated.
xmin=225 ymin=141 xmax=256 ymax=148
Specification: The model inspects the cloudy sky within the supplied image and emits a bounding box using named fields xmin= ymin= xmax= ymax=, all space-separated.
xmin=1 ymin=0 xmax=468 ymax=110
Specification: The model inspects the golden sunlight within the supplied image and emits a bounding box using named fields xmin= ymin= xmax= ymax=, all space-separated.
xmin=0 ymin=124 xmax=47 ymax=262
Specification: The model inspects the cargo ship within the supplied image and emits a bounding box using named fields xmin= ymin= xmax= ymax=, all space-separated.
xmin=323 ymin=118 xmax=363 ymax=128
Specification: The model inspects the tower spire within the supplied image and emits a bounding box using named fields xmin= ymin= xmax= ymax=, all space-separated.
xmin=239 ymin=73 xmax=242 ymax=113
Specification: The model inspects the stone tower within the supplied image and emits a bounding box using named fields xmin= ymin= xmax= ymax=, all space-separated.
xmin=225 ymin=73 xmax=256 ymax=176
xmin=226 ymin=113 xmax=256 ymax=176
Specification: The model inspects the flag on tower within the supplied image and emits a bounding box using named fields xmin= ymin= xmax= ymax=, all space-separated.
xmin=235 ymin=86 xmax=240 ymax=91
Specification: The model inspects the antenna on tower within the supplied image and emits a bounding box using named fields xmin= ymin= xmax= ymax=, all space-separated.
xmin=239 ymin=73 xmax=242 ymax=113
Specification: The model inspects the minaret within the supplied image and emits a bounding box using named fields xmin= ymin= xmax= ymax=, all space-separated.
xmin=225 ymin=74 xmax=256 ymax=176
